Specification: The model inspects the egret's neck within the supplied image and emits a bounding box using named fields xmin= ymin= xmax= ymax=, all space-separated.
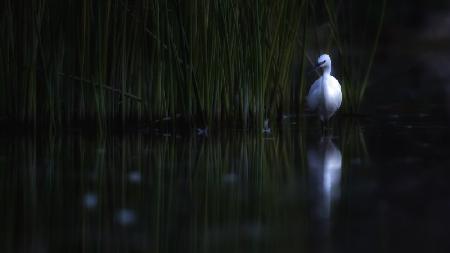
xmin=321 ymin=65 xmax=332 ymax=97
xmin=322 ymin=65 xmax=331 ymax=76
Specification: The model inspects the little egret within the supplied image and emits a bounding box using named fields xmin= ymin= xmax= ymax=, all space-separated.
xmin=307 ymin=54 xmax=342 ymax=126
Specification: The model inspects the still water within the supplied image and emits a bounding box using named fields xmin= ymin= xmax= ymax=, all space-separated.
xmin=1 ymin=117 xmax=449 ymax=253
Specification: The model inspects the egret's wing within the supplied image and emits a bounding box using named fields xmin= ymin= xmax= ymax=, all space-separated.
xmin=328 ymin=77 xmax=342 ymax=111
xmin=307 ymin=78 xmax=322 ymax=110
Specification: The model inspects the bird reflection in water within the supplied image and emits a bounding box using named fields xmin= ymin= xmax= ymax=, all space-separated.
xmin=307 ymin=135 xmax=342 ymax=251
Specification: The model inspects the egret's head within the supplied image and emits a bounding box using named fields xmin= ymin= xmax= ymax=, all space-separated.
xmin=316 ymin=54 xmax=331 ymax=68
xmin=311 ymin=54 xmax=332 ymax=75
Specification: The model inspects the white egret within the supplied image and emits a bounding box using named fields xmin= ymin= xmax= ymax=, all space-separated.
xmin=307 ymin=54 xmax=342 ymax=126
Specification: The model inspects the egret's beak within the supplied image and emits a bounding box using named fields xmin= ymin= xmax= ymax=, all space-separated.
xmin=309 ymin=60 xmax=326 ymax=74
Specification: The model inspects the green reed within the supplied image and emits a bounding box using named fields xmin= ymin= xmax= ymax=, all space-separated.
xmin=322 ymin=0 xmax=387 ymax=114
xmin=0 ymin=0 xmax=385 ymax=129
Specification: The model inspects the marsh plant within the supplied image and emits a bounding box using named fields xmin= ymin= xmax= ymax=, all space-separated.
xmin=319 ymin=0 xmax=386 ymax=114
xmin=0 ymin=0 xmax=385 ymax=130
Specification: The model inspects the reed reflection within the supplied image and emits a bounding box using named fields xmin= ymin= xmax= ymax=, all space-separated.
xmin=0 ymin=128 xmax=368 ymax=253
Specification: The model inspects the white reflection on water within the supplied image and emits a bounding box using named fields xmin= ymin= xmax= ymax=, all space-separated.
xmin=115 ymin=209 xmax=137 ymax=226
xmin=308 ymin=136 xmax=342 ymax=220
xmin=83 ymin=193 xmax=98 ymax=209
xmin=128 ymin=170 xmax=142 ymax=184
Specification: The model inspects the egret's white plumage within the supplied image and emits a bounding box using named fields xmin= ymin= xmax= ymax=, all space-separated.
xmin=307 ymin=54 xmax=342 ymax=122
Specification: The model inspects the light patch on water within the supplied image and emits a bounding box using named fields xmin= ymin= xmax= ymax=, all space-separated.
xmin=115 ymin=209 xmax=137 ymax=226
xmin=223 ymin=173 xmax=239 ymax=184
xmin=83 ymin=193 xmax=98 ymax=209
xmin=128 ymin=170 xmax=142 ymax=184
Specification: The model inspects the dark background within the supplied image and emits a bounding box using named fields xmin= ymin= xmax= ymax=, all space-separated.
xmin=370 ymin=0 xmax=450 ymax=123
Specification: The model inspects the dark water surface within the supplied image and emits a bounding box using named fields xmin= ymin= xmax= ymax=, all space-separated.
xmin=1 ymin=116 xmax=449 ymax=253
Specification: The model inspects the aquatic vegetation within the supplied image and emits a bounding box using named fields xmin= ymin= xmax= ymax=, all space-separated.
xmin=0 ymin=0 xmax=386 ymax=129
xmin=321 ymin=0 xmax=387 ymax=114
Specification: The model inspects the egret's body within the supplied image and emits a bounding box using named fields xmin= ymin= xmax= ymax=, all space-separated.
xmin=307 ymin=54 xmax=342 ymax=122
